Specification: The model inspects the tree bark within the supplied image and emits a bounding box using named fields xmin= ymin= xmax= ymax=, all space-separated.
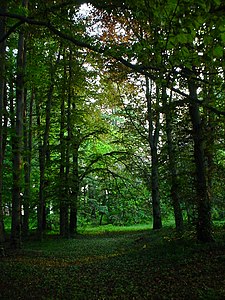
xmin=37 ymin=50 xmax=61 ymax=239
xmin=188 ymin=78 xmax=213 ymax=242
xmin=70 ymin=146 xmax=79 ymax=235
xmin=22 ymin=86 xmax=33 ymax=236
xmin=59 ymin=53 xmax=69 ymax=237
xmin=145 ymin=77 xmax=162 ymax=230
xmin=162 ymin=86 xmax=183 ymax=231
xmin=37 ymin=77 xmax=53 ymax=238
xmin=203 ymin=71 xmax=215 ymax=203
xmin=60 ymin=48 xmax=80 ymax=236
xmin=0 ymin=0 xmax=7 ymax=249
xmin=11 ymin=0 xmax=28 ymax=247
xmin=68 ymin=49 xmax=79 ymax=235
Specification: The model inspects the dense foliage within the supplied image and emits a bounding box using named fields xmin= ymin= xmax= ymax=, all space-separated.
xmin=0 ymin=0 xmax=224 ymax=248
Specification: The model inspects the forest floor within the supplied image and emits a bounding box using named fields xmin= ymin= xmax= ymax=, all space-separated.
xmin=1 ymin=225 xmax=225 ymax=300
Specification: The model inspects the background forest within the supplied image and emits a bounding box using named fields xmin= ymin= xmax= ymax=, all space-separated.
xmin=0 ymin=0 xmax=225 ymax=250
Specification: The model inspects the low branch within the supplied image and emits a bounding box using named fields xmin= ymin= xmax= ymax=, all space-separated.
xmin=80 ymin=150 xmax=129 ymax=181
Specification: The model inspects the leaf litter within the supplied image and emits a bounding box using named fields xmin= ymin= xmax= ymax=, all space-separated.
xmin=1 ymin=228 xmax=225 ymax=299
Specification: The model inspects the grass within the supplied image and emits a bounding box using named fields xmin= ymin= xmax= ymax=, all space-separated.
xmin=78 ymin=223 xmax=151 ymax=235
xmin=1 ymin=224 xmax=225 ymax=299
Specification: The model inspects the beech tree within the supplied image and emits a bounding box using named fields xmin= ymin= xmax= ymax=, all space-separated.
xmin=10 ymin=0 xmax=28 ymax=248
xmin=145 ymin=77 xmax=162 ymax=229
xmin=0 ymin=0 xmax=7 ymax=249
xmin=162 ymin=87 xmax=184 ymax=231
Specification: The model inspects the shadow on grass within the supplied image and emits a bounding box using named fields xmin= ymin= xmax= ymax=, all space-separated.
xmin=1 ymin=225 xmax=225 ymax=299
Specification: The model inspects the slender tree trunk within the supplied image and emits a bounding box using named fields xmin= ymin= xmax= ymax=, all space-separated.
xmin=22 ymin=87 xmax=33 ymax=236
xmin=0 ymin=0 xmax=7 ymax=250
xmin=70 ymin=146 xmax=79 ymax=235
xmin=145 ymin=77 xmax=162 ymax=230
xmin=162 ymin=86 xmax=183 ymax=231
xmin=59 ymin=55 xmax=69 ymax=237
xmin=59 ymin=119 xmax=69 ymax=236
xmin=2 ymin=82 xmax=8 ymax=159
xmin=59 ymin=96 xmax=67 ymax=236
xmin=188 ymin=78 xmax=213 ymax=242
xmin=64 ymin=141 xmax=70 ymax=235
xmin=64 ymin=99 xmax=71 ymax=236
xmin=203 ymin=72 xmax=215 ymax=201
xmin=11 ymin=0 xmax=28 ymax=247
xmin=64 ymin=84 xmax=71 ymax=236
xmin=63 ymin=49 xmax=79 ymax=235
xmin=37 ymin=82 xmax=53 ymax=237
xmin=37 ymin=51 xmax=61 ymax=239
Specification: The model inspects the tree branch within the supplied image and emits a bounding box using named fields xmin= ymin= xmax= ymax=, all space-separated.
xmin=0 ymin=20 xmax=24 ymax=42
xmin=0 ymin=10 xmax=224 ymax=117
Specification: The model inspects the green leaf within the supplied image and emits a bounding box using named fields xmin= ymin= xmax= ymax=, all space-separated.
xmin=213 ymin=0 xmax=221 ymax=6
xmin=213 ymin=46 xmax=224 ymax=58
xmin=221 ymin=33 xmax=225 ymax=42
xmin=219 ymin=24 xmax=225 ymax=32
xmin=177 ymin=34 xmax=188 ymax=44
xmin=181 ymin=46 xmax=190 ymax=58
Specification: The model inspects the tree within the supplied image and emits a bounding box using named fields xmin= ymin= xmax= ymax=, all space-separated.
xmin=145 ymin=77 xmax=162 ymax=229
xmin=162 ymin=87 xmax=184 ymax=231
xmin=188 ymin=74 xmax=213 ymax=242
xmin=10 ymin=0 xmax=28 ymax=248
xmin=59 ymin=48 xmax=68 ymax=237
xmin=22 ymin=83 xmax=34 ymax=236
xmin=36 ymin=46 xmax=61 ymax=238
xmin=0 ymin=0 xmax=7 ymax=250
xmin=0 ymin=0 xmax=224 ymax=243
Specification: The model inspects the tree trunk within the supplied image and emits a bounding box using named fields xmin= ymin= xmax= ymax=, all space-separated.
xmin=70 ymin=146 xmax=79 ymax=235
xmin=11 ymin=0 xmax=28 ymax=247
xmin=0 ymin=0 xmax=7 ymax=249
xmin=37 ymin=91 xmax=51 ymax=237
xmin=151 ymin=144 xmax=162 ymax=229
xmin=188 ymin=78 xmax=213 ymax=242
xmin=65 ymin=49 xmax=79 ymax=236
xmin=145 ymin=77 xmax=162 ymax=230
xmin=162 ymin=86 xmax=183 ymax=231
xmin=37 ymin=50 xmax=61 ymax=239
xmin=59 ymin=55 xmax=69 ymax=237
xmin=59 ymin=103 xmax=67 ymax=236
xmin=203 ymin=72 xmax=215 ymax=203
xmin=22 ymin=86 xmax=33 ymax=236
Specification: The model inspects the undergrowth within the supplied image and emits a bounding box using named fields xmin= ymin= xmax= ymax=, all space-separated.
xmin=1 ymin=224 xmax=225 ymax=299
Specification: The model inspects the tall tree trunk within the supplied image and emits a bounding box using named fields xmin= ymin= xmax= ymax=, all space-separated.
xmin=162 ymin=86 xmax=183 ymax=231
xmin=145 ymin=77 xmax=162 ymax=230
xmin=11 ymin=0 xmax=28 ymax=248
xmin=70 ymin=146 xmax=79 ymax=235
xmin=203 ymin=72 xmax=215 ymax=202
xmin=64 ymin=138 xmax=70 ymax=235
xmin=37 ymin=77 xmax=53 ymax=238
xmin=188 ymin=78 xmax=213 ymax=242
xmin=64 ymin=97 xmax=71 ymax=236
xmin=59 ymin=107 xmax=69 ymax=236
xmin=2 ymin=82 xmax=8 ymax=159
xmin=22 ymin=86 xmax=33 ymax=236
xmin=68 ymin=49 xmax=78 ymax=235
xmin=0 ymin=0 xmax=7 ymax=250
xmin=37 ymin=50 xmax=61 ymax=239
xmin=59 ymin=54 xmax=69 ymax=237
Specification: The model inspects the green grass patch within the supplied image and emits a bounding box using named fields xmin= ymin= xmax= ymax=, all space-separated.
xmin=78 ymin=223 xmax=151 ymax=235
xmin=1 ymin=225 xmax=225 ymax=299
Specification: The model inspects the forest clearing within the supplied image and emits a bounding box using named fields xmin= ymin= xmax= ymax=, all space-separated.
xmin=1 ymin=224 xmax=225 ymax=299
xmin=0 ymin=2 xmax=225 ymax=298
xmin=1 ymin=0 xmax=225 ymax=250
